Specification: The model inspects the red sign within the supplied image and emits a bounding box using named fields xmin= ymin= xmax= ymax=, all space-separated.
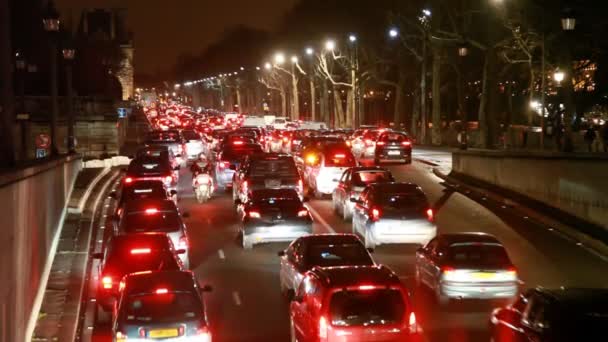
xmin=36 ymin=134 xmax=51 ymax=149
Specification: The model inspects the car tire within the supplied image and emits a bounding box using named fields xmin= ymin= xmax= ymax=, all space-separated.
xmin=364 ymin=229 xmax=375 ymax=249
xmin=242 ymin=232 xmax=253 ymax=250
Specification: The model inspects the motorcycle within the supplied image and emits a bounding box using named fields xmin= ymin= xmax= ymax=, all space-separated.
xmin=191 ymin=154 xmax=214 ymax=203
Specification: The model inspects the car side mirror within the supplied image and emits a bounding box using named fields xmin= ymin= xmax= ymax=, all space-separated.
xmin=182 ymin=212 xmax=191 ymax=218
xmin=109 ymin=191 xmax=117 ymax=199
xmin=170 ymin=190 xmax=178 ymax=196
xmin=91 ymin=252 xmax=103 ymax=259
xmin=277 ymin=250 xmax=286 ymax=257
xmin=200 ymin=284 xmax=213 ymax=292
xmin=176 ymin=249 xmax=186 ymax=255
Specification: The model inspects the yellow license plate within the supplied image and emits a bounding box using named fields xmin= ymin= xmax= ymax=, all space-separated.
xmin=472 ymin=272 xmax=496 ymax=280
xmin=149 ymin=329 xmax=179 ymax=338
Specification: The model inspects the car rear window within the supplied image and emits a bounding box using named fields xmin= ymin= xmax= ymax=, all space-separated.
xmin=352 ymin=171 xmax=392 ymax=186
xmin=121 ymin=212 xmax=181 ymax=233
xmin=379 ymin=133 xmax=408 ymax=142
xmin=305 ymin=244 xmax=373 ymax=268
xmin=128 ymin=159 xmax=171 ymax=175
xmin=448 ymin=243 xmax=511 ymax=267
xmin=330 ymin=289 xmax=405 ymax=326
xmin=221 ymin=146 xmax=263 ymax=161
xmin=324 ymin=152 xmax=356 ymax=167
xmin=251 ymin=159 xmax=298 ymax=177
xmin=123 ymin=293 xmax=202 ymax=323
xmin=105 ymin=250 xmax=180 ymax=275
xmin=251 ymin=189 xmax=300 ymax=202
xmin=122 ymin=186 xmax=166 ymax=201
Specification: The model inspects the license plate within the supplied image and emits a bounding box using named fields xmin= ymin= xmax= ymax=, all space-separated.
xmin=472 ymin=272 xmax=496 ymax=280
xmin=149 ymin=329 xmax=179 ymax=338
xmin=388 ymin=151 xmax=401 ymax=156
xmin=265 ymin=179 xmax=281 ymax=188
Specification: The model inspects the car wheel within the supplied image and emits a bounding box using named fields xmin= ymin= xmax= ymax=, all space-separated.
xmin=242 ymin=231 xmax=253 ymax=250
xmin=364 ymin=229 xmax=375 ymax=249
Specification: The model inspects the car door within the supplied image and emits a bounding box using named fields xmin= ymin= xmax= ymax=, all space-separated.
xmin=521 ymin=294 xmax=548 ymax=342
xmin=335 ymin=170 xmax=350 ymax=206
xmin=353 ymin=189 xmax=370 ymax=234
xmin=291 ymin=280 xmax=308 ymax=339
xmin=417 ymin=238 xmax=437 ymax=286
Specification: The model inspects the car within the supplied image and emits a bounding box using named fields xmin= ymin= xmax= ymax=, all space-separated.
xmin=238 ymin=188 xmax=312 ymax=249
xmin=232 ymin=153 xmax=303 ymax=204
xmin=490 ymin=287 xmax=608 ymax=342
xmin=124 ymin=155 xmax=179 ymax=192
xmin=112 ymin=180 xmax=176 ymax=214
xmin=352 ymin=182 xmax=436 ymax=248
xmin=136 ymin=146 xmax=180 ymax=170
xmin=92 ymin=233 xmax=184 ymax=319
xmin=113 ymin=270 xmax=212 ymax=342
xmin=144 ymin=130 xmax=186 ymax=165
xmin=351 ymin=128 xmax=386 ymax=159
xmin=181 ymin=129 xmax=204 ymax=161
xmin=303 ymin=147 xmax=357 ymax=198
xmin=214 ymin=143 xmax=264 ymax=190
xmin=374 ymin=131 xmax=413 ymax=164
xmin=415 ymin=233 xmax=519 ymax=304
xmin=332 ymin=167 xmax=395 ymax=221
xmin=115 ymin=199 xmax=190 ymax=268
xmin=278 ymin=234 xmax=375 ymax=299
xmin=289 ymin=265 xmax=418 ymax=342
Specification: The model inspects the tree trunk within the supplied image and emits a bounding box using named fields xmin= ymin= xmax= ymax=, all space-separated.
xmin=420 ymin=40 xmax=427 ymax=144
xmin=394 ymin=67 xmax=405 ymax=127
xmin=411 ymin=88 xmax=420 ymax=138
xmin=527 ymin=64 xmax=534 ymax=126
xmin=320 ymin=80 xmax=329 ymax=124
xmin=478 ymin=51 xmax=491 ymax=148
xmin=291 ymin=75 xmax=299 ymax=120
xmin=431 ymin=51 xmax=442 ymax=145
xmin=334 ymin=88 xmax=345 ymax=128
xmin=310 ymin=78 xmax=316 ymax=121
xmin=280 ymin=89 xmax=287 ymax=116
xmin=236 ymin=86 xmax=242 ymax=113
xmin=346 ymin=89 xmax=354 ymax=128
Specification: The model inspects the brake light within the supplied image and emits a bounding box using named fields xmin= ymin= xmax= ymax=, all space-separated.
xmin=155 ymin=288 xmax=168 ymax=294
xmin=442 ymin=266 xmax=455 ymax=277
xmin=178 ymin=236 xmax=188 ymax=250
xmin=282 ymin=136 xmax=289 ymax=143
xmin=249 ymin=211 xmax=261 ymax=218
xmin=297 ymin=208 xmax=309 ymax=217
xmin=165 ymin=175 xmax=173 ymax=183
xmin=178 ymin=326 xmax=185 ymax=336
xmin=130 ymin=248 xmax=151 ymax=255
xmin=102 ymin=276 xmax=113 ymax=289
xmin=219 ymin=161 xmax=229 ymax=169
xmin=426 ymin=208 xmax=434 ymax=221
xmin=124 ymin=177 xmax=133 ymax=184
xmin=233 ymin=140 xmax=244 ymax=145
xmin=402 ymin=140 xmax=412 ymax=146
xmin=319 ymin=316 xmax=328 ymax=339
xmin=371 ymin=208 xmax=381 ymax=221
xmin=376 ymin=141 xmax=386 ymax=146
xmin=334 ymin=153 xmax=345 ymax=158
xmin=358 ymin=285 xmax=376 ymax=291
xmin=305 ymin=154 xmax=317 ymax=165
xmin=145 ymin=208 xmax=159 ymax=215
xmin=409 ymin=312 xmax=417 ymax=333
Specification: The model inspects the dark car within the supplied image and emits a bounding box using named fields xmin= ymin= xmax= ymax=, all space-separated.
xmin=374 ymin=131 xmax=412 ymax=164
xmin=214 ymin=143 xmax=264 ymax=190
xmin=124 ymin=155 xmax=178 ymax=192
xmin=332 ymin=167 xmax=395 ymax=220
xmin=144 ymin=130 xmax=186 ymax=163
xmin=238 ymin=188 xmax=312 ymax=249
xmin=113 ymin=270 xmax=212 ymax=341
xmin=232 ymin=153 xmax=303 ymax=204
xmin=92 ymin=233 xmax=183 ymax=317
xmin=490 ymin=287 xmax=608 ymax=342
xmin=116 ymin=199 xmax=190 ymax=268
xmin=112 ymin=180 xmax=175 ymax=215
xmin=278 ymin=234 xmax=375 ymax=298
xmin=135 ymin=146 xmax=179 ymax=170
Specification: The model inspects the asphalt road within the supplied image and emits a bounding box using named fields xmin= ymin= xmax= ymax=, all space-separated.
xmin=89 ymin=148 xmax=608 ymax=342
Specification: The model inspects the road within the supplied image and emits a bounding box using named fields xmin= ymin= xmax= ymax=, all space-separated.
xmin=88 ymin=147 xmax=608 ymax=342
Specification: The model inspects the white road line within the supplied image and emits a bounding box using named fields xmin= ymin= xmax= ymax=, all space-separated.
xmin=306 ymin=205 xmax=336 ymax=233
xmin=218 ymin=249 xmax=225 ymax=260
xmin=232 ymin=291 xmax=242 ymax=306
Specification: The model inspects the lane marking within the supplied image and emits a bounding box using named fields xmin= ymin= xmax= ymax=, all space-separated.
xmin=232 ymin=291 xmax=242 ymax=306
xmin=306 ymin=205 xmax=336 ymax=233
xmin=218 ymin=249 xmax=225 ymax=260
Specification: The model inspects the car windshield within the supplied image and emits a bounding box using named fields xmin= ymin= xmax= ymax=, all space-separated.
xmin=122 ymin=212 xmax=181 ymax=233
xmin=448 ymin=243 xmax=512 ymax=268
xmin=251 ymin=159 xmax=298 ymax=177
xmin=305 ymin=243 xmax=373 ymax=268
xmin=352 ymin=171 xmax=392 ymax=186
xmin=128 ymin=159 xmax=171 ymax=175
xmin=324 ymin=153 xmax=356 ymax=167
xmin=182 ymin=130 xmax=199 ymax=141
xmin=123 ymin=292 xmax=202 ymax=323
xmin=330 ymin=289 xmax=405 ymax=326
xmin=376 ymin=191 xmax=428 ymax=214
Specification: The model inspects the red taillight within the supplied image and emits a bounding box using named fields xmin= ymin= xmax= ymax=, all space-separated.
xmin=426 ymin=208 xmax=434 ymax=221
xmin=358 ymin=285 xmax=376 ymax=291
xmin=219 ymin=161 xmax=229 ymax=169
xmin=319 ymin=316 xmax=328 ymax=339
xmin=376 ymin=141 xmax=386 ymax=146
xmin=409 ymin=311 xmax=417 ymax=332
xmin=442 ymin=266 xmax=455 ymax=275
xmin=282 ymin=136 xmax=289 ymax=143
xmin=334 ymin=153 xmax=345 ymax=158
xmin=165 ymin=175 xmax=173 ymax=183
xmin=130 ymin=248 xmax=151 ymax=255
xmin=178 ymin=325 xmax=185 ymax=336
xmin=249 ymin=211 xmax=261 ymax=218
xmin=102 ymin=276 xmax=113 ymax=289
xmin=145 ymin=208 xmax=159 ymax=215
xmin=155 ymin=288 xmax=168 ymax=294
xmin=233 ymin=140 xmax=244 ymax=145
xmin=371 ymin=208 xmax=381 ymax=221
xmin=124 ymin=177 xmax=133 ymax=184
xmin=178 ymin=236 xmax=188 ymax=250
xmin=402 ymin=140 xmax=412 ymax=147
xmin=297 ymin=208 xmax=309 ymax=217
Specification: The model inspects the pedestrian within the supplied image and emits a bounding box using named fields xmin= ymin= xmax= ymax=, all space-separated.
xmin=584 ymin=126 xmax=595 ymax=152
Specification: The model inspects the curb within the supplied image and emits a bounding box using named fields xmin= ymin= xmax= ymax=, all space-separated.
xmin=68 ymin=167 xmax=112 ymax=214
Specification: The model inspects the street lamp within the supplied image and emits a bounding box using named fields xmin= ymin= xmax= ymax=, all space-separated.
xmin=62 ymin=43 xmax=76 ymax=153
xmin=43 ymin=0 xmax=61 ymax=155
xmin=305 ymin=47 xmax=314 ymax=56
xmin=291 ymin=55 xmax=298 ymax=64
xmin=561 ymin=9 xmax=576 ymax=31
xmin=458 ymin=44 xmax=468 ymax=57
xmin=554 ymin=69 xmax=565 ymax=84
xmin=348 ymin=34 xmax=357 ymax=43
xmin=325 ymin=40 xmax=336 ymax=51
xmin=388 ymin=28 xmax=399 ymax=38
xmin=264 ymin=62 xmax=272 ymax=70
xmin=274 ymin=52 xmax=286 ymax=65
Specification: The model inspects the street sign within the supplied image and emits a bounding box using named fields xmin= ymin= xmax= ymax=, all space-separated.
xmin=117 ymin=108 xmax=127 ymax=118
xmin=36 ymin=149 xmax=47 ymax=158
xmin=16 ymin=113 xmax=29 ymax=120
xmin=35 ymin=134 xmax=51 ymax=149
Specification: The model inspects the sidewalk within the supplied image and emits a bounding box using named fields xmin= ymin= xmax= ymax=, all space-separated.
xmin=32 ymin=167 xmax=120 ymax=341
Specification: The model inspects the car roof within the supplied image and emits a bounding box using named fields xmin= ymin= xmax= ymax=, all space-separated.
xmin=123 ymin=199 xmax=177 ymax=213
xmin=368 ymin=182 xmax=422 ymax=193
xmin=110 ymin=233 xmax=172 ymax=250
xmin=439 ymin=233 xmax=501 ymax=245
xmin=298 ymin=234 xmax=363 ymax=246
xmin=250 ymin=153 xmax=293 ymax=161
xmin=309 ymin=265 xmax=400 ymax=288
xmin=123 ymin=180 xmax=166 ymax=189
xmin=536 ymin=287 xmax=608 ymax=305
xmin=124 ymin=270 xmax=197 ymax=294
xmin=350 ymin=166 xmax=391 ymax=173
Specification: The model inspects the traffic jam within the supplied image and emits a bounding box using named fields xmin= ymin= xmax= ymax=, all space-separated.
xmin=90 ymin=102 xmax=548 ymax=342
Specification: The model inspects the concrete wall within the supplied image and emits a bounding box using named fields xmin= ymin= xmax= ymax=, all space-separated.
xmin=452 ymin=150 xmax=608 ymax=230
xmin=0 ymin=156 xmax=82 ymax=342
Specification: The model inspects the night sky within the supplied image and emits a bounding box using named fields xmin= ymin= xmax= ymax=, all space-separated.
xmin=56 ymin=0 xmax=298 ymax=74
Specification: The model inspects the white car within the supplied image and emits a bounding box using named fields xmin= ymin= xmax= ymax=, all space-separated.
xmin=304 ymin=149 xmax=357 ymax=198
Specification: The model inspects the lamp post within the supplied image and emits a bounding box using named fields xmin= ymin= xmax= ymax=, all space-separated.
xmin=305 ymin=47 xmax=316 ymax=121
xmin=43 ymin=0 xmax=60 ymax=156
xmin=348 ymin=34 xmax=359 ymax=128
xmin=62 ymin=45 xmax=76 ymax=153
